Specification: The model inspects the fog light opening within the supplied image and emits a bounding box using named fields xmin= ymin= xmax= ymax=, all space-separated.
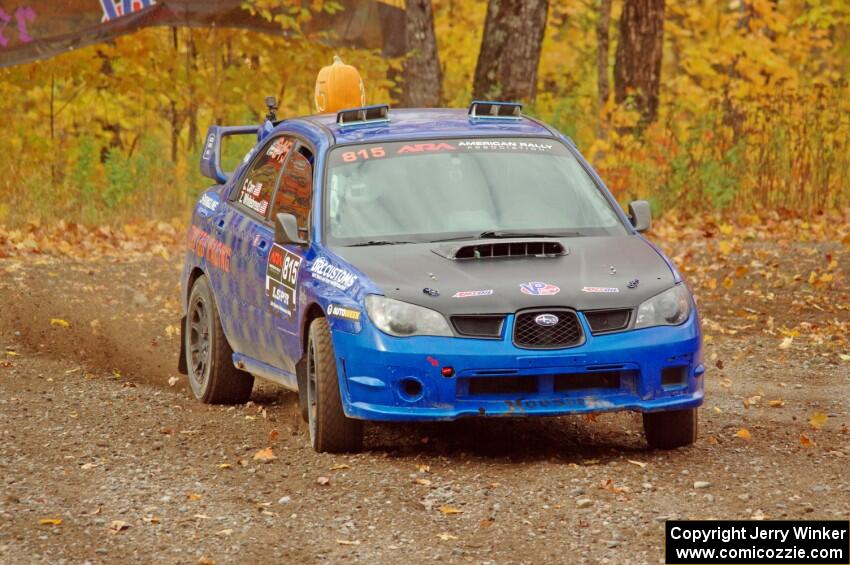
xmin=399 ymin=378 xmax=424 ymax=401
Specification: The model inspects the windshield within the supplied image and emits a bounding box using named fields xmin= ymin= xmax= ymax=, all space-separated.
xmin=325 ymin=137 xmax=627 ymax=245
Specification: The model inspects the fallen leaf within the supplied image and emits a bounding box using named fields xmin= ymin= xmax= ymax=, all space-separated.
xmin=316 ymin=476 xmax=330 ymax=486
xmin=778 ymin=336 xmax=793 ymax=350
xmin=479 ymin=518 xmax=494 ymax=528
xmin=838 ymin=354 xmax=850 ymax=362
xmin=50 ymin=318 xmax=70 ymax=328
xmin=626 ymin=459 xmax=646 ymax=468
xmin=799 ymin=433 xmax=814 ymax=448
xmin=330 ymin=463 xmax=350 ymax=471
xmin=109 ymin=520 xmax=129 ymax=533
xmin=768 ymin=399 xmax=785 ymax=408
xmin=253 ymin=447 xmax=276 ymax=463
xmin=437 ymin=533 xmax=458 ymax=541
xmin=713 ymin=406 xmax=722 ymax=414
xmin=418 ymin=464 xmax=431 ymax=473
xmin=269 ymin=429 xmax=280 ymax=442
xmin=197 ymin=557 xmax=215 ymax=565
xmin=707 ymin=435 xmax=718 ymax=445
xmin=734 ymin=428 xmax=752 ymax=441
xmin=335 ymin=539 xmax=361 ymax=546
xmin=39 ymin=518 xmax=63 ymax=526
xmin=217 ymin=463 xmax=232 ymax=469
xmin=413 ymin=478 xmax=432 ymax=487
xmin=809 ymin=411 xmax=828 ymax=430
xmin=186 ymin=493 xmax=203 ymax=501
xmin=167 ymin=376 xmax=179 ymax=386
xmin=438 ymin=505 xmax=463 ymax=515
xmin=216 ymin=529 xmax=233 ymax=537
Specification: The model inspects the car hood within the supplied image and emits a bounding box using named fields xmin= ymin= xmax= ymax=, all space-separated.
xmin=332 ymin=235 xmax=676 ymax=315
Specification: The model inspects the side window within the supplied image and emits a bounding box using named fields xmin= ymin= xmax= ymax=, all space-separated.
xmin=235 ymin=136 xmax=295 ymax=218
xmin=272 ymin=143 xmax=314 ymax=229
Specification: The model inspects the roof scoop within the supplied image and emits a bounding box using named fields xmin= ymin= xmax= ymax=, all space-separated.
xmin=433 ymin=240 xmax=568 ymax=261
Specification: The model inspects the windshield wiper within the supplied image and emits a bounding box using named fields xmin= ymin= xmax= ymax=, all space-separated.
xmin=431 ymin=230 xmax=582 ymax=242
xmin=346 ymin=240 xmax=415 ymax=247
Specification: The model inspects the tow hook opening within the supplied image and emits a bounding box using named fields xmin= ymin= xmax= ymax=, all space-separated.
xmin=399 ymin=378 xmax=424 ymax=402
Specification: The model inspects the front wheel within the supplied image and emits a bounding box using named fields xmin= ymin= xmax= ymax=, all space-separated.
xmin=307 ymin=317 xmax=363 ymax=453
xmin=643 ymin=408 xmax=698 ymax=449
xmin=185 ymin=275 xmax=254 ymax=404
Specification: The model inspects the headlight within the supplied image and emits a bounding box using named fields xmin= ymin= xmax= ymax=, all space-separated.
xmin=364 ymin=295 xmax=452 ymax=337
xmin=634 ymin=284 xmax=691 ymax=328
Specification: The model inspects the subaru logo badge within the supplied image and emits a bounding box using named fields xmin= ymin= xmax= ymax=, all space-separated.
xmin=535 ymin=313 xmax=559 ymax=327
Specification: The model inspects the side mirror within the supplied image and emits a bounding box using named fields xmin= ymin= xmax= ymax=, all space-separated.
xmin=628 ymin=200 xmax=652 ymax=233
xmin=275 ymin=213 xmax=307 ymax=246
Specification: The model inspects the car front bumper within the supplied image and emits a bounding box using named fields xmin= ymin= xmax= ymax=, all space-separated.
xmin=331 ymin=311 xmax=704 ymax=422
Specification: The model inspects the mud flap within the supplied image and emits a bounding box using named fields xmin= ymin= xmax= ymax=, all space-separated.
xmin=177 ymin=316 xmax=187 ymax=374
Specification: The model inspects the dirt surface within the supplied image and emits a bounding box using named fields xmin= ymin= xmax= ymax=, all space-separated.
xmin=1 ymin=237 xmax=849 ymax=564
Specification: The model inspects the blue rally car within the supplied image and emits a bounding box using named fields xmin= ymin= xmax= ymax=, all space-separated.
xmin=178 ymin=100 xmax=704 ymax=453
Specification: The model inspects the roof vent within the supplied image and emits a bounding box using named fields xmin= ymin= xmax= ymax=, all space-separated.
xmin=468 ymin=100 xmax=522 ymax=120
xmin=433 ymin=240 xmax=567 ymax=261
xmin=337 ymin=104 xmax=390 ymax=127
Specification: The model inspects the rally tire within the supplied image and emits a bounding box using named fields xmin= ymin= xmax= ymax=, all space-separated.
xmin=185 ymin=275 xmax=254 ymax=404
xmin=643 ymin=408 xmax=698 ymax=449
xmin=307 ymin=317 xmax=363 ymax=453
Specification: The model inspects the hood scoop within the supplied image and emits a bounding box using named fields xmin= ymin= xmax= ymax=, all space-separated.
xmin=433 ymin=240 xmax=568 ymax=261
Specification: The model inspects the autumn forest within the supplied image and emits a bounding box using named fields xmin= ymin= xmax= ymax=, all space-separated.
xmin=0 ymin=0 xmax=849 ymax=227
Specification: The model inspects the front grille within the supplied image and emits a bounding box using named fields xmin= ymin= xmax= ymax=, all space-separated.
xmin=451 ymin=315 xmax=505 ymax=338
xmin=513 ymin=309 xmax=583 ymax=349
xmin=584 ymin=308 xmax=632 ymax=334
xmin=554 ymin=371 xmax=621 ymax=391
xmin=467 ymin=376 xmax=537 ymax=395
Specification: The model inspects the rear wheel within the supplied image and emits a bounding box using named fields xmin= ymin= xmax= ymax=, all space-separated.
xmin=307 ymin=318 xmax=363 ymax=453
xmin=643 ymin=408 xmax=698 ymax=449
xmin=185 ymin=275 xmax=254 ymax=404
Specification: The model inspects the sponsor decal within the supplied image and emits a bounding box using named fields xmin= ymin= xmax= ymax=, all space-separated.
xmin=422 ymin=287 xmax=440 ymax=297
xmin=327 ymin=304 xmax=361 ymax=321
xmin=202 ymin=132 xmax=215 ymax=160
xmin=519 ymin=281 xmax=560 ymax=296
xmin=505 ymin=398 xmax=573 ymax=413
xmin=198 ymin=193 xmax=219 ymax=212
xmin=458 ymin=140 xmax=553 ymax=152
xmin=397 ymin=142 xmax=455 ymax=154
xmin=266 ymin=245 xmax=302 ymax=317
xmin=426 ymin=356 xmax=439 ymax=367
xmin=101 ymin=0 xmax=153 ymax=23
xmin=534 ymin=313 xmax=559 ymax=326
xmin=581 ymin=286 xmax=619 ymax=293
xmin=186 ymin=225 xmax=231 ymax=272
xmin=627 ymin=279 xmax=640 ymax=289
xmin=452 ymin=289 xmax=494 ymax=298
xmin=310 ymin=257 xmax=357 ymax=290
xmin=267 ymin=137 xmax=293 ymax=162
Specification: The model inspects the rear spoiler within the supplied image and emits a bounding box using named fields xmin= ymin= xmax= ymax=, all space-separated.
xmin=200 ymin=125 xmax=259 ymax=183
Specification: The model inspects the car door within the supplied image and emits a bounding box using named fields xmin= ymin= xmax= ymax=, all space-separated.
xmin=215 ymin=134 xmax=296 ymax=361
xmin=262 ymin=141 xmax=315 ymax=373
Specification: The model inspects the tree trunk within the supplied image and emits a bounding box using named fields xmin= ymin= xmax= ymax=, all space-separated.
xmin=472 ymin=0 xmax=549 ymax=103
xmin=614 ymin=0 xmax=665 ymax=125
xmin=596 ymin=0 xmax=613 ymax=108
xmin=398 ymin=0 xmax=442 ymax=107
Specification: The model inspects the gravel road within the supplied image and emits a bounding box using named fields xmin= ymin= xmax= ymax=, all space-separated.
xmin=1 ymin=238 xmax=848 ymax=564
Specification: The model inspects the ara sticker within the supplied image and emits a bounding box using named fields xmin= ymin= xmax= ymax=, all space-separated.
xmin=581 ymin=286 xmax=619 ymax=293
xmin=519 ymin=282 xmax=560 ymax=296
xmin=327 ymin=304 xmax=361 ymax=321
xmin=266 ymin=245 xmax=303 ymax=317
xmin=452 ymin=289 xmax=494 ymax=298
